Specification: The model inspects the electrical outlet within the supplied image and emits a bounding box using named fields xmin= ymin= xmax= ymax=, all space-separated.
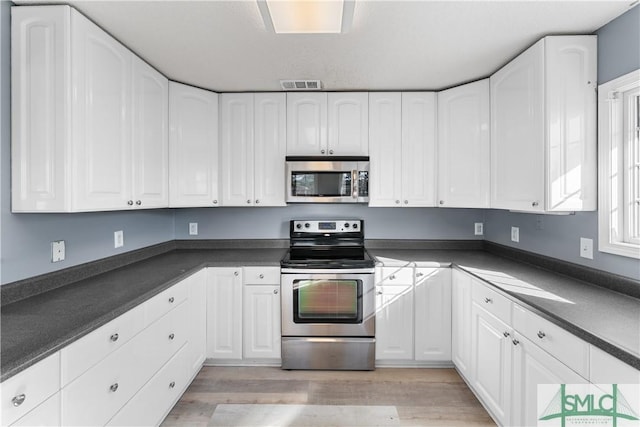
xmin=580 ymin=237 xmax=593 ymax=259
xmin=189 ymin=222 xmax=198 ymax=236
xmin=511 ymin=226 xmax=520 ymax=243
xmin=51 ymin=240 xmax=65 ymax=262
xmin=474 ymin=222 xmax=484 ymax=236
xmin=114 ymin=230 xmax=124 ymax=248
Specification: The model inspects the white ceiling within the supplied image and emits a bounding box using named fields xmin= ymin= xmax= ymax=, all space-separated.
xmin=19 ymin=0 xmax=635 ymax=92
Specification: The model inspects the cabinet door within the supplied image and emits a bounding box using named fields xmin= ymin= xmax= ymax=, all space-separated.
xmin=452 ymin=269 xmax=473 ymax=378
xmin=243 ymin=285 xmax=281 ymax=360
xmin=186 ymin=270 xmax=207 ymax=376
xmin=254 ymin=93 xmax=286 ymax=206
xmin=437 ymin=80 xmax=490 ymax=208
xmin=375 ymin=268 xmax=414 ymax=360
xmin=511 ymin=333 xmax=587 ymax=427
xmin=168 ymin=82 xmax=219 ymax=207
xmin=71 ymin=9 xmax=132 ymax=211
xmin=491 ymin=40 xmax=545 ymax=211
xmin=414 ymin=268 xmax=451 ymax=362
xmin=206 ymin=268 xmax=243 ymax=360
xmin=368 ymin=93 xmax=402 ymax=207
xmin=11 ymin=6 xmax=70 ymax=212
xmin=471 ymin=303 xmax=512 ymax=426
xmin=131 ymin=57 xmax=168 ymax=209
xmin=10 ymin=392 xmax=60 ymax=427
xmin=401 ymin=93 xmax=436 ymax=207
xmin=221 ymin=93 xmax=254 ymax=206
xmin=286 ymin=93 xmax=327 ymax=155
xmin=328 ymin=92 xmax=368 ymax=156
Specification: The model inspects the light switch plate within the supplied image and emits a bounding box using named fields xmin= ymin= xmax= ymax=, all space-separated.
xmin=114 ymin=230 xmax=124 ymax=248
xmin=51 ymin=240 xmax=65 ymax=262
xmin=511 ymin=227 xmax=520 ymax=243
xmin=580 ymin=237 xmax=593 ymax=259
xmin=189 ymin=223 xmax=198 ymax=236
xmin=474 ymin=222 xmax=484 ymax=236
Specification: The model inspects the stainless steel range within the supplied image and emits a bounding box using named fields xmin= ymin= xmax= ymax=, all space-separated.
xmin=280 ymin=219 xmax=376 ymax=370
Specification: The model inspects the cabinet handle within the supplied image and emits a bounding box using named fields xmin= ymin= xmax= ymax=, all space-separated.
xmin=11 ymin=394 xmax=26 ymax=407
xmin=234 ymin=271 xmax=239 ymax=276
xmin=169 ymin=381 xmax=176 ymax=389
xmin=136 ymin=200 xmax=142 ymax=206
xmin=273 ymin=289 xmax=279 ymax=295
xmin=321 ymin=149 xmax=326 ymax=154
xmin=484 ymin=297 xmax=492 ymax=304
xmin=416 ymin=272 xmax=424 ymax=277
xmin=537 ymin=331 xmax=546 ymax=339
xmin=329 ymin=149 xmax=334 ymax=155
xmin=259 ymin=274 xmax=264 ymax=279
xmin=503 ymin=331 xmax=510 ymax=338
xmin=127 ymin=200 xmax=134 ymax=206
xmin=169 ymin=333 xmax=175 ymax=340
xmin=255 ymin=199 xmax=260 ymax=204
xmin=169 ymin=297 xmax=175 ymax=303
xmin=532 ymin=201 xmax=539 ymax=207
xmin=110 ymin=333 xmax=119 ymax=342
xmin=110 ymin=383 xmax=119 ymax=392
xmin=512 ymin=339 xmax=520 ymax=346
xmin=213 ymin=200 xmax=218 ymax=205
xmin=395 ymin=200 xmax=400 ymax=204
xmin=439 ymin=200 xmax=444 ymax=205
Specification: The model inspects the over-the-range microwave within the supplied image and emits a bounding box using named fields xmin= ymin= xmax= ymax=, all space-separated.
xmin=285 ymin=156 xmax=369 ymax=203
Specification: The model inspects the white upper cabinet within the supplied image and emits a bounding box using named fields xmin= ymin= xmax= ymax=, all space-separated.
xmin=437 ymin=79 xmax=490 ymax=208
xmin=11 ymin=5 xmax=169 ymax=212
xmin=169 ymin=82 xmax=219 ymax=207
xmin=328 ymin=92 xmax=369 ymax=156
xmin=369 ymin=92 xmax=436 ymax=207
xmin=221 ymin=93 xmax=286 ymax=206
xmin=490 ymin=36 xmax=597 ymax=212
xmin=287 ymin=92 xmax=368 ymax=156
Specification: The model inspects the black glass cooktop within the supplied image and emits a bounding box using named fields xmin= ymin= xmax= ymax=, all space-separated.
xmin=281 ymin=247 xmax=375 ymax=269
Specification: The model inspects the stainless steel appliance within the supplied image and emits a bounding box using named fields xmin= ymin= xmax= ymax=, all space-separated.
xmin=280 ymin=219 xmax=376 ymax=370
xmin=285 ymin=157 xmax=369 ymax=203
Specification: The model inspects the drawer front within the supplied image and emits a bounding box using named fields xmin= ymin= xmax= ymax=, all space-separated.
xmin=243 ymin=266 xmax=280 ymax=284
xmin=61 ymin=304 xmax=145 ymax=386
xmin=471 ymin=279 xmax=512 ymax=324
xmin=145 ymin=279 xmax=188 ymax=326
xmin=512 ymin=304 xmax=589 ymax=378
xmin=589 ymin=345 xmax=640 ymax=385
xmin=377 ymin=267 xmax=414 ymax=285
xmin=106 ymin=343 xmax=190 ymax=427
xmin=10 ymin=392 xmax=60 ymax=427
xmin=62 ymin=301 xmax=189 ymax=426
xmin=1 ymin=352 xmax=60 ymax=426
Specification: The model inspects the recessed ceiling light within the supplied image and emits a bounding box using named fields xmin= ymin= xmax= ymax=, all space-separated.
xmin=257 ymin=0 xmax=355 ymax=34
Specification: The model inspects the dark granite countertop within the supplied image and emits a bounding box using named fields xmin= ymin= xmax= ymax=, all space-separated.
xmin=1 ymin=242 xmax=638 ymax=382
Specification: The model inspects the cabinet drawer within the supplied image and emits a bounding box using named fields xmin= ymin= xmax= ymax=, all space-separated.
xmin=10 ymin=392 xmax=60 ymax=427
xmin=1 ymin=352 xmax=60 ymax=426
xmin=512 ymin=304 xmax=589 ymax=378
xmin=107 ymin=343 xmax=190 ymax=427
xmin=377 ymin=267 xmax=414 ymax=285
xmin=243 ymin=266 xmax=280 ymax=284
xmin=471 ymin=279 xmax=512 ymax=324
xmin=589 ymin=345 xmax=640 ymax=384
xmin=145 ymin=279 xmax=188 ymax=326
xmin=61 ymin=304 xmax=145 ymax=386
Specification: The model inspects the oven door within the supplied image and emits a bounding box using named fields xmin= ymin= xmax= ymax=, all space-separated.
xmin=281 ymin=271 xmax=375 ymax=337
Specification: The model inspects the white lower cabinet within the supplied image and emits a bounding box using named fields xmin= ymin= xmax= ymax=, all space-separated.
xmin=10 ymin=392 xmax=60 ymax=427
xmin=186 ymin=269 xmax=208 ymax=375
xmin=414 ymin=268 xmax=452 ymax=361
xmin=206 ymin=267 xmax=243 ymax=360
xmin=452 ymin=269 xmax=473 ymax=378
xmin=243 ymin=286 xmax=281 ymax=360
xmin=375 ymin=267 xmax=415 ymax=361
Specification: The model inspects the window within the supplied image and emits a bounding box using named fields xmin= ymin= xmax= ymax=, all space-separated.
xmin=598 ymin=69 xmax=640 ymax=258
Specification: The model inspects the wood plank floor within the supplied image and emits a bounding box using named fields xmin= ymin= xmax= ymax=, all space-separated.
xmin=161 ymin=367 xmax=496 ymax=426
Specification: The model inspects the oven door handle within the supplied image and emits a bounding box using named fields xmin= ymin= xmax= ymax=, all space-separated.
xmin=281 ymin=268 xmax=375 ymax=274
xmin=290 ymin=337 xmax=376 ymax=344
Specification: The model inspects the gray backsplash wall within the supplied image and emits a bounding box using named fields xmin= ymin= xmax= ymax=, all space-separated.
xmin=483 ymin=5 xmax=640 ymax=281
xmin=0 ymin=2 xmax=175 ymax=285
xmin=173 ymin=205 xmax=486 ymax=240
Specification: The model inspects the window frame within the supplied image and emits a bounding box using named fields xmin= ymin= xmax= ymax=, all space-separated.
xmin=598 ymin=69 xmax=640 ymax=259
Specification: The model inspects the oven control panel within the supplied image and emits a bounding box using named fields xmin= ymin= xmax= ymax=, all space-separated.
xmin=292 ymin=220 xmax=362 ymax=233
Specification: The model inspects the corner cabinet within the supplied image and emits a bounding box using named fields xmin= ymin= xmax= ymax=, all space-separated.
xmin=369 ymin=92 xmax=436 ymax=207
xmin=220 ymin=93 xmax=286 ymax=206
xmin=437 ymin=80 xmax=490 ymax=208
xmin=490 ymin=36 xmax=597 ymax=212
xmin=168 ymin=82 xmax=219 ymax=207
xmin=11 ymin=5 xmax=168 ymax=212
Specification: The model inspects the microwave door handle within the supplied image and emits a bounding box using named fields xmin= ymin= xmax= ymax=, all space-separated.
xmin=352 ymin=170 xmax=358 ymax=199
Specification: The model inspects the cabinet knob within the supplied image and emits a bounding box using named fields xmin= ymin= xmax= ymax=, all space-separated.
xmin=127 ymin=200 xmax=134 ymax=206
xmin=404 ymin=200 xmax=408 ymax=204
xmin=273 ymin=289 xmax=279 ymax=295
xmin=484 ymin=297 xmax=492 ymax=304
xmin=376 ymin=290 xmax=383 ymax=295
xmin=503 ymin=331 xmax=510 ymax=338
xmin=169 ymin=297 xmax=175 ymax=303
xmin=11 ymin=394 xmax=26 ymax=407
xmin=329 ymin=149 xmax=334 ymax=155
xmin=169 ymin=333 xmax=175 ymax=340
xmin=213 ymin=200 xmax=218 ymax=205
xmin=247 ymin=200 xmax=251 ymax=204
xmin=110 ymin=383 xmax=119 ymax=392
xmin=259 ymin=274 xmax=264 ymax=279
xmin=136 ymin=200 xmax=142 ymax=206
xmin=389 ymin=274 xmax=396 ymax=280
xmin=532 ymin=201 xmax=539 ymax=207
xmin=395 ymin=200 xmax=400 ymax=204
xmin=110 ymin=333 xmax=119 ymax=342
xmin=321 ymin=149 xmax=326 ymax=154
xmin=512 ymin=339 xmax=520 ymax=346
xmin=169 ymin=381 xmax=176 ymax=389
xmin=255 ymin=199 xmax=260 ymax=204
xmin=234 ymin=271 xmax=239 ymax=276
xmin=537 ymin=331 xmax=546 ymax=339
xmin=416 ymin=272 xmax=424 ymax=277
xmin=439 ymin=200 xmax=444 ymax=205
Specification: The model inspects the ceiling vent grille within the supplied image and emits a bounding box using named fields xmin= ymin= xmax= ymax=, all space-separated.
xmin=280 ymin=80 xmax=322 ymax=91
